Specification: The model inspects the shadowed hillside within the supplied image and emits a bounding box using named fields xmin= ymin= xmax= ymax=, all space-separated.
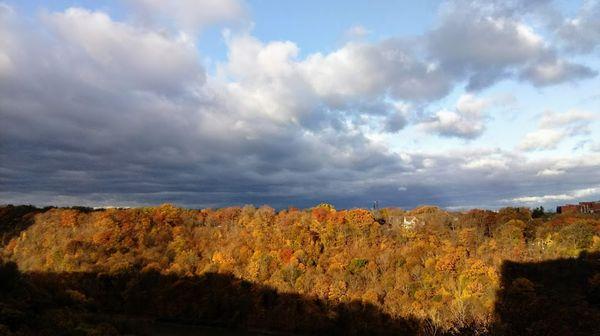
xmin=0 ymin=205 xmax=51 ymax=246
xmin=0 ymin=262 xmax=424 ymax=335
xmin=494 ymin=252 xmax=600 ymax=335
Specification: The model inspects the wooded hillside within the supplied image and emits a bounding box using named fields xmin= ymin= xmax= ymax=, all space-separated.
xmin=1 ymin=204 xmax=599 ymax=335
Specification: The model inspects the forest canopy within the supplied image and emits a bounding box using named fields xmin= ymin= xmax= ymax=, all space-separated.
xmin=0 ymin=204 xmax=599 ymax=335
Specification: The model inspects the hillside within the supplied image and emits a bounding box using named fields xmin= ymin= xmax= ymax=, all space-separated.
xmin=1 ymin=204 xmax=599 ymax=335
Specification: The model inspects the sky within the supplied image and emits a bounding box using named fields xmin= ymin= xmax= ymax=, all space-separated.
xmin=0 ymin=0 xmax=599 ymax=210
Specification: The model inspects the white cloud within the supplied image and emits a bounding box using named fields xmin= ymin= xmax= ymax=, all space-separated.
xmin=223 ymin=34 xmax=299 ymax=81
xmin=509 ymin=186 xmax=600 ymax=204
xmin=462 ymin=156 xmax=509 ymax=170
xmin=216 ymin=33 xmax=453 ymax=130
xmin=538 ymin=109 xmax=597 ymax=129
xmin=511 ymin=194 xmax=572 ymax=203
xmin=344 ymin=25 xmax=371 ymax=40
xmin=552 ymin=153 xmax=600 ymax=170
xmin=301 ymin=40 xmax=452 ymax=104
xmin=44 ymin=7 xmax=204 ymax=93
xmin=456 ymin=93 xmax=490 ymax=114
xmin=422 ymin=158 xmax=436 ymax=168
xmin=420 ymin=94 xmax=489 ymax=139
xmin=519 ymin=109 xmax=597 ymax=151
xmin=519 ymin=129 xmax=566 ymax=151
xmin=536 ymin=168 xmax=565 ymax=176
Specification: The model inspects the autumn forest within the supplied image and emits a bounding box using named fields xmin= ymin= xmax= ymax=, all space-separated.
xmin=0 ymin=203 xmax=599 ymax=335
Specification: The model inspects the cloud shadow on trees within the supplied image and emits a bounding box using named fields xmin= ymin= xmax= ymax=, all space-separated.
xmin=1 ymin=263 xmax=427 ymax=335
xmin=493 ymin=251 xmax=600 ymax=335
xmin=0 ymin=205 xmax=51 ymax=246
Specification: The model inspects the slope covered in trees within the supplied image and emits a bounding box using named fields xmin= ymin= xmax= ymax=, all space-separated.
xmin=0 ymin=204 xmax=599 ymax=335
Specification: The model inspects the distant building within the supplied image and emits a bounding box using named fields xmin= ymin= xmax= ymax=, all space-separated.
xmin=556 ymin=201 xmax=600 ymax=214
xmin=556 ymin=204 xmax=580 ymax=214
xmin=579 ymin=201 xmax=600 ymax=213
xmin=402 ymin=216 xmax=418 ymax=229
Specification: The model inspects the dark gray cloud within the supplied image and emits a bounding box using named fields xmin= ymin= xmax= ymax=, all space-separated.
xmin=383 ymin=111 xmax=408 ymax=133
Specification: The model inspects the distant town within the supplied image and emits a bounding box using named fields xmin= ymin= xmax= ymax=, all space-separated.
xmin=556 ymin=200 xmax=600 ymax=214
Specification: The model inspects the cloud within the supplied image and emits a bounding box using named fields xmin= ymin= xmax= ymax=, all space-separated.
xmin=301 ymin=39 xmax=452 ymax=104
xmin=557 ymin=0 xmax=600 ymax=53
xmin=217 ymin=33 xmax=451 ymax=134
xmin=0 ymin=2 xmax=599 ymax=210
xmin=0 ymin=8 xmax=417 ymax=209
xmin=420 ymin=94 xmax=490 ymax=139
xmin=344 ymin=25 xmax=371 ymax=40
xmin=382 ymin=103 xmax=409 ymax=133
xmin=538 ymin=110 xmax=597 ymax=130
xmin=519 ymin=109 xmax=597 ymax=151
xmin=42 ymin=8 xmax=205 ymax=93
xmin=519 ymin=129 xmax=566 ymax=151
xmin=462 ymin=156 xmax=509 ymax=170
xmin=126 ymin=0 xmax=246 ymax=33
xmin=508 ymin=186 xmax=600 ymax=204
xmin=0 ymin=4 xmax=15 ymax=77
xmin=520 ymin=57 xmax=597 ymax=86
xmin=536 ymin=168 xmax=565 ymax=177
xmin=430 ymin=16 xmax=543 ymax=70
xmin=426 ymin=0 xmax=596 ymax=90
xmin=427 ymin=3 xmax=544 ymax=90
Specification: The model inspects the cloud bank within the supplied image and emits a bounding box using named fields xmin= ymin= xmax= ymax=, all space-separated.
xmin=0 ymin=0 xmax=598 ymax=209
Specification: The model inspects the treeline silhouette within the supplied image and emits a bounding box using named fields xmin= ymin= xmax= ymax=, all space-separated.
xmin=1 ymin=203 xmax=599 ymax=335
